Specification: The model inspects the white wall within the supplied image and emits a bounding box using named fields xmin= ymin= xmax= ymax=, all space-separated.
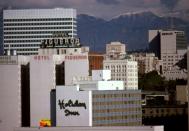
xmin=92 ymin=70 xmax=111 ymax=81
xmin=97 ymin=81 xmax=124 ymax=90
xmin=30 ymin=55 xmax=55 ymax=127
xmin=56 ymin=86 xmax=92 ymax=126
xmin=64 ymin=54 xmax=89 ymax=85
xmin=0 ymin=65 xmax=21 ymax=131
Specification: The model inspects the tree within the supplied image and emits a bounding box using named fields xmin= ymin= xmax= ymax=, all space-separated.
xmin=175 ymin=53 xmax=187 ymax=70
xmin=139 ymin=71 xmax=166 ymax=91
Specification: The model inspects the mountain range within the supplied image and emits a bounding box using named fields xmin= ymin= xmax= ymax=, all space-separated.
xmin=0 ymin=11 xmax=189 ymax=54
xmin=77 ymin=11 xmax=189 ymax=52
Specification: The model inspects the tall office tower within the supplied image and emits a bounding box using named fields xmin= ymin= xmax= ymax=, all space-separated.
xmin=103 ymin=59 xmax=138 ymax=90
xmin=0 ymin=56 xmax=30 ymax=131
xmin=0 ymin=10 xmax=3 ymax=55
xmin=106 ymin=41 xmax=126 ymax=60
xmin=187 ymin=47 xmax=189 ymax=131
xmin=149 ymin=30 xmax=187 ymax=80
xmin=3 ymin=8 xmax=77 ymax=55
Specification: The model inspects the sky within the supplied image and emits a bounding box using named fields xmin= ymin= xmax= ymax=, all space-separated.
xmin=0 ymin=0 xmax=189 ymax=20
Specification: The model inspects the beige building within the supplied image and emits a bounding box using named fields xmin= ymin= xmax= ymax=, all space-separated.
xmin=176 ymin=85 xmax=188 ymax=104
xmin=132 ymin=53 xmax=160 ymax=74
xmin=106 ymin=41 xmax=126 ymax=60
xmin=149 ymin=30 xmax=187 ymax=80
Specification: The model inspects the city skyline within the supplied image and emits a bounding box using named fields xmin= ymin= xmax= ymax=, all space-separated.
xmin=0 ymin=0 xmax=189 ymax=20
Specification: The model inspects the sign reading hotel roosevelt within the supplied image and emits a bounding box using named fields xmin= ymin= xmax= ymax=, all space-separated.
xmin=40 ymin=33 xmax=81 ymax=48
xmin=58 ymin=99 xmax=87 ymax=116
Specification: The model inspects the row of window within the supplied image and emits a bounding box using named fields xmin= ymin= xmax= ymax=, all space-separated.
xmin=93 ymin=101 xmax=140 ymax=106
xmin=105 ymin=65 xmax=137 ymax=69
xmin=143 ymin=108 xmax=185 ymax=114
xmin=4 ymin=22 xmax=76 ymax=26
xmin=4 ymin=44 xmax=40 ymax=47
xmin=94 ymin=122 xmax=141 ymax=126
xmin=93 ymin=93 xmax=140 ymax=98
xmin=4 ymin=40 xmax=41 ymax=43
xmin=4 ymin=26 xmax=73 ymax=30
xmin=4 ymin=35 xmax=57 ymax=39
xmin=4 ymin=31 xmax=73 ymax=35
xmin=93 ymin=114 xmax=141 ymax=121
xmin=4 ymin=18 xmax=75 ymax=22
xmin=162 ymin=55 xmax=183 ymax=58
xmin=16 ymin=48 xmax=38 ymax=51
xmin=112 ymin=73 xmax=137 ymax=77
xmin=93 ymin=108 xmax=141 ymax=114
xmin=17 ymin=52 xmax=37 ymax=55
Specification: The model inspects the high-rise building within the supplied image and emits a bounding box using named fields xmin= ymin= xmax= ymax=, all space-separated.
xmin=3 ymin=8 xmax=77 ymax=55
xmin=0 ymin=10 xmax=3 ymax=55
xmin=187 ymin=47 xmax=189 ymax=130
xmin=149 ymin=30 xmax=187 ymax=80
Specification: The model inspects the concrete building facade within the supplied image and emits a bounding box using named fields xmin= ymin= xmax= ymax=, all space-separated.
xmin=0 ymin=56 xmax=30 ymax=131
xmin=0 ymin=53 xmax=89 ymax=129
xmin=149 ymin=30 xmax=187 ymax=80
xmin=132 ymin=53 xmax=159 ymax=74
xmin=103 ymin=59 xmax=138 ymax=90
xmin=3 ymin=8 xmax=77 ymax=55
xmin=56 ymin=85 xmax=142 ymax=126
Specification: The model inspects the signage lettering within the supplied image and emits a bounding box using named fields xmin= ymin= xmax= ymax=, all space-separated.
xmin=58 ymin=99 xmax=87 ymax=116
xmin=34 ymin=56 xmax=50 ymax=61
xmin=65 ymin=55 xmax=87 ymax=60
xmin=40 ymin=38 xmax=80 ymax=48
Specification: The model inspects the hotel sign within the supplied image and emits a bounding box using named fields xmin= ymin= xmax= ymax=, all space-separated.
xmin=58 ymin=99 xmax=87 ymax=116
xmin=40 ymin=33 xmax=80 ymax=48
xmin=65 ymin=55 xmax=87 ymax=60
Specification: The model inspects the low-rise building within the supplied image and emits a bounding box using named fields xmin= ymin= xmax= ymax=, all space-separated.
xmin=103 ymin=59 xmax=138 ymax=90
xmin=132 ymin=53 xmax=160 ymax=74
xmin=105 ymin=41 xmax=126 ymax=60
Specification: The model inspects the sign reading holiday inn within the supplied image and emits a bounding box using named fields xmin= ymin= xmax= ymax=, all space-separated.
xmin=58 ymin=99 xmax=87 ymax=116
xmin=40 ymin=33 xmax=81 ymax=48
xmin=56 ymin=86 xmax=92 ymax=126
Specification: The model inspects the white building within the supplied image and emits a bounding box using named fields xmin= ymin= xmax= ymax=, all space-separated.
xmin=72 ymin=70 xmax=124 ymax=91
xmin=0 ymin=53 xmax=89 ymax=128
xmin=30 ymin=54 xmax=89 ymax=126
xmin=56 ymin=85 xmax=142 ymax=126
xmin=103 ymin=59 xmax=138 ymax=90
xmin=3 ymin=8 xmax=77 ymax=55
xmin=0 ymin=56 xmax=30 ymax=131
xmin=149 ymin=30 xmax=187 ymax=80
